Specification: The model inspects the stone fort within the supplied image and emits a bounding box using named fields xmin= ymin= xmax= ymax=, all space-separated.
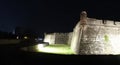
xmin=44 ymin=11 xmax=120 ymax=55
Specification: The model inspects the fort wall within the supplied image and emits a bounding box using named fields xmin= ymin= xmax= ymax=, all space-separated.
xmin=44 ymin=11 xmax=120 ymax=55
xmin=71 ymin=11 xmax=120 ymax=55
xmin=44 ymin=32 xmax=72 ymax=45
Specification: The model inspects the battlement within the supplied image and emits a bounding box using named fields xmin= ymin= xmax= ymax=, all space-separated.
xmin=79 ymin=11 xmax=120 ymax=26
xmin=83 ymin=18 xmax=120 ymax=26
xmin=114 ymin=21 xmax=120 ymax=26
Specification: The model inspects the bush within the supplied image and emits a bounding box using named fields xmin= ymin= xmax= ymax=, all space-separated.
xmin=104 ymin=35 xmax=109 ymax=42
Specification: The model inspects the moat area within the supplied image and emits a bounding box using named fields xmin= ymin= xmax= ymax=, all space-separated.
xmin=0 ymin=43 xmax=120 ymax=65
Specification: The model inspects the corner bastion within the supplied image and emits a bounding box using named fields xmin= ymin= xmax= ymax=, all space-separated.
xmin=71 ymin=11 xmax=120 ymax=55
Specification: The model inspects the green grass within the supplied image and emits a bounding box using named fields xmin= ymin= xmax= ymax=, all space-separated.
xmin=36 ymin=44 xmax=75 ymax=55
xmin=21 ymin=44 xmax=75 ymax=55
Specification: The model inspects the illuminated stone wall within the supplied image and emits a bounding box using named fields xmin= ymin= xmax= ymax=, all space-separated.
xmin=44 ymin=11 xmax=120 ymax=55
xmin=71 ymin=22 xmax=82 ymax=54
xmin=55 ymin=33 xmax=69 ymax=44
xmin=43 ymin=33 xmax=56 ymax=44
xmin=71 ymin=11 xmax=120 ymax=55
xmin=67 ymin=32 xmax=73 ymax=45
xmin=44 ymin=32 xmax=72 ymax=44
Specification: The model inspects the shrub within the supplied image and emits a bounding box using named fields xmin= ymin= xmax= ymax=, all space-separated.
xmin=104 ymin=35 xmax=109 ymax=42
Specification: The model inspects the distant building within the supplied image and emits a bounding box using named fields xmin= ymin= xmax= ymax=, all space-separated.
xmin=14 ymin=27 xmax=38 ymax=39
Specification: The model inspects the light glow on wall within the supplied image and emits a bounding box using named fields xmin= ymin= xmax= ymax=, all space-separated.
xmin=109 ymin=35 xmax=120 ymax=54
xmin=36 ymin=44 xmax=65 ymax=54
xmin=44 ymin=35 xmax=51 ymax=44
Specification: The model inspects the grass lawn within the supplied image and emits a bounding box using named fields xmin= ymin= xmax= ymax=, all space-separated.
xmin=36 ymin=44 xmax=75 ymax=55
xmin=22 ymin=44 xmax=75 ymax=55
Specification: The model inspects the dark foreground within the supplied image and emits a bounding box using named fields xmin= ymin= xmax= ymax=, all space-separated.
xmin=0 ymin=44 xmax=120 ymax=65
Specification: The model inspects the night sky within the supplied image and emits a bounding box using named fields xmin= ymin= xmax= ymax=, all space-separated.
xmin=0 ymin=0 xmax=120 ymax=33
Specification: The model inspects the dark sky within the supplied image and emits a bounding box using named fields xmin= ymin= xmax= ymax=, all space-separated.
xmin=0 ymin=0 xmax=120 ymax=33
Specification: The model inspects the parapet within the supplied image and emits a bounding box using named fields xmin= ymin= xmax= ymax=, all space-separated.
xmin=87 ymin=18 xmax=102 ymax=25
xmin=103 ymin=20 xmax=115 ymax=26
xmin=79 ymin=11 xmax=120 ymax=26
xmin=115 ymin=21 xmax=120 ymax=26
xmin=81 ymin=17 xmax=120 ymax=26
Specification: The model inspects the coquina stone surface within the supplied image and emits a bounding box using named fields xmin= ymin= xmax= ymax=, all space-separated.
xmin=71 ymin=11 xmax=120 ymax=55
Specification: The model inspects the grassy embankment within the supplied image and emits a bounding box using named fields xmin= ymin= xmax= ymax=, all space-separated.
xmin=22 ymin=44 xmax=75 ymax=55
